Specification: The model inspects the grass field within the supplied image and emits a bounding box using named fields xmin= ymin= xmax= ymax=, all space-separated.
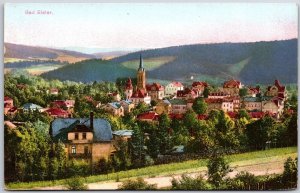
xmin=121 ymin=56 xmax=175 ymax=70
xmin=6 ymin=147 xmax=297 ymax=190
xmin=25 ymin=64 xmax=63 ymax=75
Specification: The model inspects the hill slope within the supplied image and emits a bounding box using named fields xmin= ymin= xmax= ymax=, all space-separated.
xmin=42 ymin=39 xmax=297 ymax=85
xmin=4 ymin=43 xmax=96 ymax=63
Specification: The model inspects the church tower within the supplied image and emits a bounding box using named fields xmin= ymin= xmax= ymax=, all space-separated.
xmin=137 ymin=53 xmax=146 ymax=91
xmin=124 ymin=78 xmax=133 ymax=99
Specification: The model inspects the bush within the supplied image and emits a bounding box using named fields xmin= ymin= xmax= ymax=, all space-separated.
xmin=118 ymin=177 xmax=157 ymax=190
xmin=171 ymin=174 xmax=212 ymax=190
xmin=282 ymin=157 xmax=297 ymax=188
xmin=64 ymin=176 xmax=87 ymax=190
xmin=226 ymin=171 xmax=259 ymax=190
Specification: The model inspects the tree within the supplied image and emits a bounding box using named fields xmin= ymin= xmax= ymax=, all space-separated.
xmin=284 ymin=113 xmax=297 ymax=146
xmin=129 ymin=124 xmax=146 ymax=168
xmin=238 ymin=109 xmax=250 ymax=120
xmin=207 ymin=155 xmax=231 ymax=188
xmin=203 ymin=87 xmax=211 ymax=98
xmin=239 ymin=88 xmax=248 ymax=97
xmin=192 ymin=97 xmax=207 ymax=114
xmin=282 ymin=157 xmax=297 ymax=188
xmin=118 ymin=177 xmax=157 ymax=190
xmin=183 ymin=110 xmax=198 ymax=135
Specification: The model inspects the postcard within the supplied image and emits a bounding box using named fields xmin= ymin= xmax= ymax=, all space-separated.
xmin=4 ymin=3 xmax=298 ymax=190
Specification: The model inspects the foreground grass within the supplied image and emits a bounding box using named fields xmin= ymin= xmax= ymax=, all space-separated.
xmin=6 ymin=147 xmax=297 ymax=190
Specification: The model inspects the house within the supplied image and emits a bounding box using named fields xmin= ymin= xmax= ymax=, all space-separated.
xmin=51 ymin=113 xmax=113 ymax=163
xmin=101 ymin=102 xmax=124 ymax=117
xmin=176 ymin=88 xmax=198 ymax=100
xmin=222 ymin=79 xmax=243 ymax=96
xmin=112 ymin=130 xmax=133 ymax=142
xmin=7 ymin=107 xmax=18 ymax=116
xmin=108 ymin=92 xmax=121 ymax=102
xmin=45 ymin=108 xmax=70 ymax=118
xmin=191 ymin=81 xmax=208 ymax=96
xmin=242 ymin=97 xmax=263 ymax=112
xmin=4 ymin=96 xmax=14 ymax=115
xmin=208 ymin=92 xmax=230 ymax=99
xmin=225 ymin=96 xmax=240 ymax=111
xmin=154 ymin=99 xmax=171 ymax=115
xmin=131 ymin=88 xmax=151 ymax=105
xmin=265 ymin=80 xmax=287 ymax=100
xmin=262 ymin=97 xmax=284 ymax=118
xmin=247 ymin=86 xmax=260 ymax=97
xmin=4 ymin=121 xmax=17 ymax=129
xmin=124 ymin=78 xmax=133 ymax=99
xmin=119 ymin=99 xmax=135 ymax=113
xmin=49 ymin=88 xmax=59 ymax=95
xmin=51 ymin=100 xmax=75 ymax=110
xmin=165 ymin=82 xmax=184 ymax=97
xmin=168 ymin=113 xmax=184 ymax=120
xmin=137 ymin=111 xmax=159 ymax=122
xmin=146 ymin=83 xmax=165 ymax=100
xmin=169 ymin=99 xmax=187 ymax=114
xmin=16 ymin=83 xmax=27 ymax=90
xmin=205 ymin=98 xmax=223 ymax=112
xmin=205 ymin=98 xmax=234 ymax=112
xmin=21 ymin=103 xmax=44 ymax=112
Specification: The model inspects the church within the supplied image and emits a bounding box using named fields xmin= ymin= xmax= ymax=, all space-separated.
xmin=124 ymin=54 xmax=151 ymax=105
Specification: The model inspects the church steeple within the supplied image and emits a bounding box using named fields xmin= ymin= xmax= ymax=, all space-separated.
xmin=137 ymin=52 xmax=146 ymax=91
xmin=138 ymin=53 xmax=144 ymax=71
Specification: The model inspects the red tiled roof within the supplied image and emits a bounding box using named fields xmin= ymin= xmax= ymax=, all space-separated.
xmin=146 ymin=83 xmax=164 ymax=91
xmin=192 ymin=81 xmax=208 ymax=87
xmin=132 ymin=88 xmax=147 ymax=98
xmin=249 ymin=112 xmax=265 ymax=119
xmin=223 ymin=79 xmax=241 ymax=88
xmin=169 ymin=113 xmax=184 ymax=120
xmin=137 ymin=112 xmax=158 ymax=121
xmin=8 ymin=106 xmax=18 ymax=112
xmin=177 ymin=88 xmax=197 ymax=97
xmin=4 ymin=96 xmax=13 ymax=101
xmin=268 ymin=80 xmax=286 ymax=93
xmin=248 ymin=87 xmax=260 ymax=94
xmin=227 ymin=111 xmax=238 ymax=119
xmin=170 ymin=82 xmax=184 ymax=87
xmin=46 ymin=108 xmax=69 ymax=117
xmin=197 ymin=114 xmax=208 ymax=120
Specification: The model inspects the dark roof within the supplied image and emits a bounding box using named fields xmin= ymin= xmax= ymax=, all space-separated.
xmin=51 ymin=118 xmax=112 ymax=142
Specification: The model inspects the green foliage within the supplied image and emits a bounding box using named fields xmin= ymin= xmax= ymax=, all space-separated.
xmin=192 ymin=97 xmax=207 ymax=114
xmin=239 ymin=88 xmax=248 ymax=97
xmin=171 ymin=174 xmax=212 ymax=190
xmin=282 ymin=157 xmax=297 ymax=188
xmin=118 ymin=177 xmax=157 ymax=190
xmin=226 ymin=171 xmax=259 ymax=190
xmin=64 ymin=176 xmax=87 ymax=190
xmin=207 ymin=155 xmax=231 ymax=187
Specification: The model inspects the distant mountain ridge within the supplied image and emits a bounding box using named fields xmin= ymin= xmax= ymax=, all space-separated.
xmin=4 ymin=43 xmax=96 ymax=63
xmin=40 ymin=39 xmax=297 ymax=85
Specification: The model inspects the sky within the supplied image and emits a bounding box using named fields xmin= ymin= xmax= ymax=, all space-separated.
xmin=4 ymin=3 xmax=298 ymax=53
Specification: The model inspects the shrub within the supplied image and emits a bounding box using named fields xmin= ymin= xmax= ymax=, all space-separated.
xmin=118 ymin=177 xmax=157 ymax=190
xmin=171 ymin=174 xmax=212 ymax=190
xmin=64 ymin=176 xmax=87 ymax=190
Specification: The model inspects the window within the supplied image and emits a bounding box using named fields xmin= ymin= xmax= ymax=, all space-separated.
xmin=75 ymin=133 xmax=79 ymax=140
xmin=82 ymin=133 xmax=86 ymax=140
xmin=71 ymin=145 xmax=76 ymax=154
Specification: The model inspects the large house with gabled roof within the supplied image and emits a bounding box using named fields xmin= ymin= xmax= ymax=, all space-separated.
xmin=50 ymin=112 xmax=114 ymax=163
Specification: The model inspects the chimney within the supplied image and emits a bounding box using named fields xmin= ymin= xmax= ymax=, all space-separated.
xmin=90 ymin=112 xmax=94 ymax=130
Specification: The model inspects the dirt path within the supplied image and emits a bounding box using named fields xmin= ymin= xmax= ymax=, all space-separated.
xmin=87 ymin=159 xmax=285 ymax=190
xmin=31 ymin=157 xmax=288 ymax=190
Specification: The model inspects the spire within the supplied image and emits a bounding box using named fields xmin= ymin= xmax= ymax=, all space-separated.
xmin=139 ymin=53 xmax=144 ymax=70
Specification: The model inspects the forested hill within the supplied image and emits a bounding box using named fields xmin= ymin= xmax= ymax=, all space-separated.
xmin=42 ymin=39 xmax=297 ymax=85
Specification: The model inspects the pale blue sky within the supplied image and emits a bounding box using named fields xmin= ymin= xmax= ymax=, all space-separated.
xmin=5 ymin=3 xmax=298 ymax=53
